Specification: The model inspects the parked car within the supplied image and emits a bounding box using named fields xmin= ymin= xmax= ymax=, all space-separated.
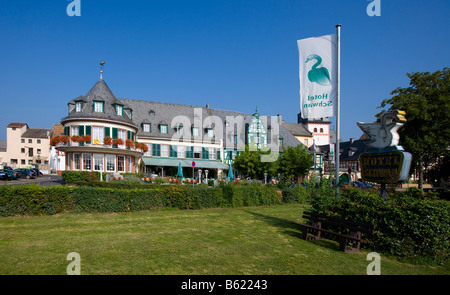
xmin=2 ymin=169 xmax=19 ymax=180
xmin=0 ymin=171 xmax=9 ymax=180
xmin=31 ymin=168 xmax=43 ymax=177
xmin=352 ymin=181 xmax=368 ymax=188
xmin=14 ymin=168 xmax=35 ymax=179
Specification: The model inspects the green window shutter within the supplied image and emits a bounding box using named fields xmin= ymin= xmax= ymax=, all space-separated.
xmin=85 ymin=125 xmax=91 ymax=136
xmin=64 ymin=126 xmax=69 ymax=136
xmin=127 ymin=131 xmax=131 ymax=140
xmin=112 ymin=127 xmax=118 ymax=139
xmin=186 ymin=146 xmax=193 ymax=158
xmin=131 ymin=132 xmax=135 ymax=141
xmin=202 ymin=147 xmax=209 ymax=159
xmin=217 ymin=150 xmax=221 ymax=160
xmin=104 ymin=127 xmax=110 ymax=137
xmin=170 ymin=145 xmax=177 ymax=158
xmin=78 ymin=125 xmax=84 ymax=136
xmin=152 ymin=144 xmax=160 ymax=157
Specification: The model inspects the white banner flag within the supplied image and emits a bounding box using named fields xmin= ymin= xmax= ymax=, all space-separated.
xmin=298 ymin=33 xmax=337 ymax=119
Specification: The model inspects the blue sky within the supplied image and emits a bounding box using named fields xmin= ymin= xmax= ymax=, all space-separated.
xmin=1 ymin=0 xmax=449 ymax=142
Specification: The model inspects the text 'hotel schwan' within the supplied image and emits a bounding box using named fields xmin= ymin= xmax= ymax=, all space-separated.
xmin=53 ymin=73 xmax=303 ymax=178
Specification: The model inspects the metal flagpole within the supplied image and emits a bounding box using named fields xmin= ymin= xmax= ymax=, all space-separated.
xmin=335 ymin=24 xmax=341 ymax=199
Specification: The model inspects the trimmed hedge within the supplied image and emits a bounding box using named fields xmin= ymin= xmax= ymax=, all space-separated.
xmin=311 ymin=187 xmax=450 ymax=264
xmin=0 ymin=183 xmax=282 ymax=216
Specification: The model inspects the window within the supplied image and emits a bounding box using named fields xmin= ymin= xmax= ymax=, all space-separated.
xmin=11 ymin=159 xmax=18 ymax=164
xmin=192 ymin=127 xmax=200 ymax=136
xmin=37 ymin=149 xmax=41 ymax=154
xmin=12 ymin=127 xmax=16 ymax=130
xmin=116 ymin=105 xmax=123 ymax=116
xmin=207 ymin=128 xmax=214 ymax=137
xmin=144 ymin=144 xmax=152 ymax=156
xmin=194 ymin=146 xmax=201 ymax=159
xmin=21 ymin=139 xmax=25 ymax=143
xmin=106 ymin=154 xmax=116 ymax=172
xmin=320 ymin=128 xmax=324 ymax=133
xmin=28 ymin=148 xmax=33 ymax=157
xmin=94 ymin=101 xmax=104 ymax=112
xmin=72 ymin=126 xmax=79 ymax=136
xmin=73 ymin=153 xmax=80 ymax=170
xmin=118 ymin=156 xmax=125 ymax=172
xmin=21 ymin=148 xmax=25 ymax=153
xmin=209 ymin=148 xmax=216 ymax=160
xmin=160 ymin=124 xmax=168 ymax=134
xmin=177 ymin=146 xmax=186 ymax=158
xmin=76 ymin=102 xmax=82 ymax=112
xmin=37 ymin=139 xmax=41 ymax=144
xmin=304 ymin=139 xmax=308 ymax=145
xmin=118 ymin=129 xmax=126 ymax=147
xmin=92 ymin=126 xmax=104 ymax=144
xmin=21 ymin=159 xmax=25 ymax=164
xmin=143 ymin=123 xmax=151 ymax=133
xmin=279 ymin=138 xmax=283 ymax=146
xmin=161 ymin=145 xmax=169 ymax=157
xmin=82 ymin=153 xmax=91 ymax=170
xmin=28 ymin=139 xmax=32 ymax=143
xmin=127 ymin=156 xmax=132 ymax=172
xmin=176 ymin=125 xmax=184 ymax=136
xmin=93 ymin=154 xmax=104 ymax=171
xmin=313 ymin=128 xmax=318 ymax=133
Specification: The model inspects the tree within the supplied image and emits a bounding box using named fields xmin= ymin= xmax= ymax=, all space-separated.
xmin=277 ymin=145 xmax=314 ymax=183
xmin=377 ymin=68 xmax=450 ymax=189
xmin=232 ymin=144 xmax=278 ymax=180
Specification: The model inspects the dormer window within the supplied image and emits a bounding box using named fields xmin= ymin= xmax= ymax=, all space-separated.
xmin=75 ymin=102 xmax=82 ymax=112
xmin=160 ymin=124 xmax=168 ymax=134
xmin=207 ymin=128 xmax=214 ymax=138
xmin=143 ymin=123 xmax=151 ymax=133
xmin=94 ymin=101 xmax=104 ymax=112
xmin=192 ymin=127 xmax=200 ymax=137
xmin=116 ymin=105 xmax=123 ymax=116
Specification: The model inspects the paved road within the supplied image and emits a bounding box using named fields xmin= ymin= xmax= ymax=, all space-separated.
xmin=0 ymin=174 xmax=64 ymax=187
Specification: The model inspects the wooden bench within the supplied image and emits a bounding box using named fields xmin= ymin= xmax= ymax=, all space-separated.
xmin=296 ymin=211 xmax=375 ymax=253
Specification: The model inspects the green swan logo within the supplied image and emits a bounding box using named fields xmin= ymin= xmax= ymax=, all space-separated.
xmin=306 ymin=54 xmax=331 ymax=86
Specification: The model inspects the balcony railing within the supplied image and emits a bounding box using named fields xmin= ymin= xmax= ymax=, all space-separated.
xmin=54 ymin=141 xmax=145 ymax=153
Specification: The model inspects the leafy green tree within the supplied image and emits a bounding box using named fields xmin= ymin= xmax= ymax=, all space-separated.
xmin=377 ymin=68 xmax=450 ymax=189
xmin=277 ymin=145 xmax=313 ymax=183
xmin=232 ymin=144 xmax=278 ymax=179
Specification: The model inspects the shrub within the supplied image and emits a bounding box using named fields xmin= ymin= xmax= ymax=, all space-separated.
xmin=61 ymin=171 xmax=101 ymax=184
xmin=311 ymin=187 xmax=450 ymax=264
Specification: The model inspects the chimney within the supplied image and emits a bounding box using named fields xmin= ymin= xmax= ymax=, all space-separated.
xmin=277 ymin=114 xmax=282 ymax=123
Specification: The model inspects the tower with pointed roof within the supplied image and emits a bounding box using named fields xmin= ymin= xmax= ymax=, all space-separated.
xmin=55 ymin=69 xmax=142 ymax=174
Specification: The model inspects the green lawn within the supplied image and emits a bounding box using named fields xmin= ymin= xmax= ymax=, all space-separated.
xmin=0 ymin=204 xmax=447 ymax=275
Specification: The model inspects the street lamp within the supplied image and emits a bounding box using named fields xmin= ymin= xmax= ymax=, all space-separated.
xmin=205 ymin=170 xmax=209 ymax=184
xmin=198 ymin=169 xmax=202 ymax=184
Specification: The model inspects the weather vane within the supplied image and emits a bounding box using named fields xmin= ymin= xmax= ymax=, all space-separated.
xmin=99 ymin=61 xmax=105 ymax=79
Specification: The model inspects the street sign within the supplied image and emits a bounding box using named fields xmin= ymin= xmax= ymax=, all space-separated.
xmin=192 ymin=161 xmax=196 ymax=168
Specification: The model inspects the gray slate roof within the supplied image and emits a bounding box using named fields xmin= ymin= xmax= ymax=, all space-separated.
xmin=62 ymin=79 xmax=136 ymax=126
xmin=120 ymin=99 xmax=303 ymax=151
xmin=62 ymin=78 xmax=303 ymax=151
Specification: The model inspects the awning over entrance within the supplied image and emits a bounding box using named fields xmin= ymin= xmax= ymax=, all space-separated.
xmin=141 ymin=157 xmax=229 ymax=169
